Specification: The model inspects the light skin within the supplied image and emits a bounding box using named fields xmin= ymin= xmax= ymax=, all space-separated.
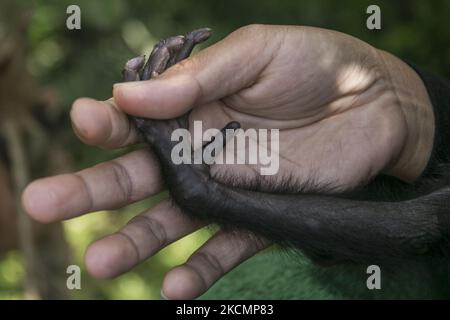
xmin=22 ymin=25 xmax=434 ymax=299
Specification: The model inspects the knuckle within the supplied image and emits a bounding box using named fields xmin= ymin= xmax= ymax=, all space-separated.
xmin=109 ymin=160 xmax=134 ymax=202
xmin=166 ymin=57 xmax=198 ymax=76
xmin=128 ymin=215 xmax=167 ymax=248
xmin=117 ymin=230 xmax=141 ymax=262
xmin=74 ymin=173 xmax=95 ymax=212
xmin=237 ymin=24 xmax=267 ymax=36
xmin=188 ymin=251 xmax=224 ymax=277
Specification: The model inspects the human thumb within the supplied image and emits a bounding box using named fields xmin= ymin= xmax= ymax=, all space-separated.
xmin=113 ymin=25 xmax=271 ymax=119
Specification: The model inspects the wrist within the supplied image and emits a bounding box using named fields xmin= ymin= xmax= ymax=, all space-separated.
xmin=377 ymin=50 xmax=435 ymax=182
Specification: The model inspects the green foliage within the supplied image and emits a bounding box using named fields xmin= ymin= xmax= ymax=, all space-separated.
xmin=1 ymin=0 xmax=449 ymax=299
xmin=0 ymin=252 xmax=24 ymax=299
xmin=202 ymin=251 xmax=450 ymax=299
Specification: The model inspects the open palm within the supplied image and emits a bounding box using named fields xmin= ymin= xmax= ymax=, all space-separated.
xmin=183 ymin=26 xmax=407 ymax=191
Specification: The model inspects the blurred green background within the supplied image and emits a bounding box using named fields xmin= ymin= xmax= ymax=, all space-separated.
xmin=0 ymin=0 xmax=449 ymax=299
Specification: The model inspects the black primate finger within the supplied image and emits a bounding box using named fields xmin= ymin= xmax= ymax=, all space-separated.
xmin=174 ymin=28 xmax=212 ymax=63
xmin=164 ymin=35 xmax=186 ymax=52
xmin=122 ymin=56 xmax=145 ymax=82
xmin=223 ymin=121 xmax=241 ymax=131
xmin=159 ymin=35 xmax=186 ymax=70
xmin=202 ymin=121 xmax=241 ymax=162
xmin=121 ymin=56 xmax=148 ymax=131
xmin=166 ymin=35 xmax=187 ymax=68
xmin=141 ymin=44 xmax=170 ymax=80
xmin=141 ymin=36 xmax=185 ymax=80
xmin=121 ymin=29 xmax=213 ymax=136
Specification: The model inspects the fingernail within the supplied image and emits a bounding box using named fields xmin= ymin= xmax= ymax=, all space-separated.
xmin=160 ymin=289 xmax=170 ymax=300
xmin=125 ymin=55 xmax=146 ymax=71
xmin=69 ymin=105 xmax=87 ymax=139
xmin=71 ymin=120 xmax=84 ymax=139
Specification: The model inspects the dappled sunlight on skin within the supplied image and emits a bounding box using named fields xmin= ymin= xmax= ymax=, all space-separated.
xmin=195 ymin=80 xmax=399 ymax=193
xmin=62 ymin=203 xmax=210 ymax=299
xmin=181 ymin=26 xmax=432 ymax=192
xmin=334 ymin=62 xmax=381 ymax=95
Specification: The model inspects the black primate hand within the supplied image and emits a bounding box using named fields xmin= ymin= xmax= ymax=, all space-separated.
xmin=121 ymin=28 xmax=241 ymax=201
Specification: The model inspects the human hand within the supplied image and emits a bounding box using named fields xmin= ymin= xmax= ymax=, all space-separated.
xmin=22 ymin=24 xmax=434 ymax=299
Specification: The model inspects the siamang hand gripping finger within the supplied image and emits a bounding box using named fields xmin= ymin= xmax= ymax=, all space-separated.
xmin=121 ymin=29 xmax=450 ymax=265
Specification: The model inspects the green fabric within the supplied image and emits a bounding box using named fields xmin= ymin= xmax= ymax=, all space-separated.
xmin=200 ymin=251 xmax=450 ymax=299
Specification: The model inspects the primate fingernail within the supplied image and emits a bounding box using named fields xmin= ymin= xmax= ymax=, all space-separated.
xmin=125 ymin=55 xmax=145 ymax=71
xmin=174 ymin=27 xmax=212 ymax=63
xmin=122 ymin=69 xmax=140 ymax=81
xmin=190 ymin=27 xmax=212 ymax=43
xmin=164 ymin=35 xmax=185 ymax=51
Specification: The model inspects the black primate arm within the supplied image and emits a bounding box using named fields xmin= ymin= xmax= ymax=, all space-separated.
xmin=138 ymin=118 xmax=449 ymax=263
